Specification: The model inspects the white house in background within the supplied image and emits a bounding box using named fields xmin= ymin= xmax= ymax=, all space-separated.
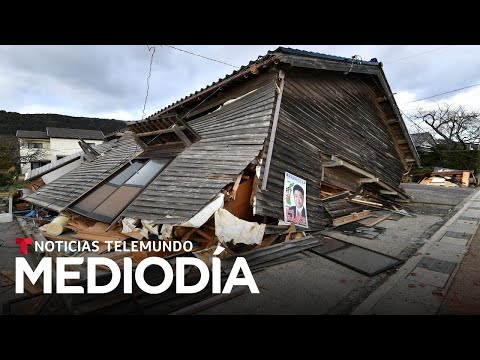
xmin=16 ymin=127 xmax=104 ymax=174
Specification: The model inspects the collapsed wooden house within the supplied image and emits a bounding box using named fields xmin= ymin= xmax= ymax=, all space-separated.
xmin=24 ymin=47 xmax=420 ymax=237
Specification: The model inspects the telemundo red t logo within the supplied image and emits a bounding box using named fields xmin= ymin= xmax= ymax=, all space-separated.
xmin=16 ymin=237 xmax=32 ymax=255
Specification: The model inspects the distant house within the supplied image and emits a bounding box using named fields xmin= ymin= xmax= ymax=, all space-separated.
xmin=16 ymin=127 xmax=104 ymax=174
xmin=25 ymin=47 xmax=419 ymax=229
xmin=411 ymin=132 xmax=436 ymax=153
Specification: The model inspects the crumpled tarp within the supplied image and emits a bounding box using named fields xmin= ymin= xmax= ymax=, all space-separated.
xmin=214 ymin=208 xmax=265 ymax=245
xmin=141 ymin=219 xmax=159 ymax=235
xmin=121 ymin=217 xmax=147 ymax=239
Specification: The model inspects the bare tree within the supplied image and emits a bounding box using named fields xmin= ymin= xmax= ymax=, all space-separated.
xmin=0 ymin=135 xmax=47 ymax=174
xmin=410 ymin=103 xmax=480 ymax=150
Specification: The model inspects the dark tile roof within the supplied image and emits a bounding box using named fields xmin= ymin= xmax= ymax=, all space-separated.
xmin=271 ymin=47 xmax=380 ymax=65
xmin=411 ymin=132 xmax=436 ymax=147
xmin=46 ymin=127 xmax=105 ymax=140
xmin=16 ymin=130 xmax=48 ymax=139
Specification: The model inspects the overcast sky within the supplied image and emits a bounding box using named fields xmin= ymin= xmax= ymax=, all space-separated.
xmin=1 ymin=45 xmax=479 ymax=133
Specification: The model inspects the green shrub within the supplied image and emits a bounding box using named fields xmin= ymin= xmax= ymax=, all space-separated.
xmin=419 ymin=150 xmax=480 ymax=174
xmin=0 ymin=172 xmax=14 ymax=186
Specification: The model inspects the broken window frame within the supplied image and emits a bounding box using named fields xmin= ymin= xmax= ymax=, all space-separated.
xmin=68 ymin=157 xmax=172 ymax=223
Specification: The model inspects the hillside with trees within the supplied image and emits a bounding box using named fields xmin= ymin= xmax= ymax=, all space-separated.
xmin=0 ymin=110 xmax=127 ymax=136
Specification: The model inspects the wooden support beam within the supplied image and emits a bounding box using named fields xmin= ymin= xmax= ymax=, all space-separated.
xmin=386 ymin=118 xmax=399 ymax=124
xmin=175 ymin=116 xmax=201 ymax=141
xmin=173 ymin=124 xmax=192 ymax=147
xmin=396 ymin=139 xmax=408 ymax=144
xmin=261 ymin=70 xmax=285 ymax=190
xmin=330 ymin=155 xmax=377 ymax=180
xmin=136 ymin=126 xmax=185 ymax=137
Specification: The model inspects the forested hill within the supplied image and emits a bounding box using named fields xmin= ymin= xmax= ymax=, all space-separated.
xmin=0 ymin=110 xmax=127 ymax=136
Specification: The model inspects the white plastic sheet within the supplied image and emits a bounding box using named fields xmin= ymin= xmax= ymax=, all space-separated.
xmin=214 ymin=208 xmax=265 ymax=245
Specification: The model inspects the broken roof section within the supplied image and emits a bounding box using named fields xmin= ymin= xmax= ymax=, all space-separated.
xmin=122 ymin=81 xmax=276 ymax=223
xmin=24 ymin=133 xmax=143 ymax=212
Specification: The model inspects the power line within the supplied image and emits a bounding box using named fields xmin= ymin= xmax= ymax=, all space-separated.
xmin=402 ymin=83 xmax=480 ymax=105
xmin=142 ymin=45 xmax=156 ymax=120
xmin=163 ymin=45 xmax=239 ymax=68
xmin=384 ymin=46 xmax=453 ymax=64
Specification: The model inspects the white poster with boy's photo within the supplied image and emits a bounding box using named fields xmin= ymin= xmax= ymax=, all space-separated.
xmin=283 ymin=171 xmax=308 ymax=228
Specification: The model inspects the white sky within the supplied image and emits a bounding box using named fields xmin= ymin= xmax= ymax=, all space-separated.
xmin=1 ymin=45 xmax=479 ymax=134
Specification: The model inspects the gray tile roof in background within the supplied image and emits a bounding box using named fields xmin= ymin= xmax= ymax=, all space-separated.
xmin=46 ymin=127 xmax=104 ymax=140
xmin=25 ymin=134 xmax=141 ymax=212
xmin=16 ymin=130 xmax=48 ymax=139
xmin=25 ymin=142 xmax=116 ymax=181
xmin=411 ymin=132 xmax=436 ymax=147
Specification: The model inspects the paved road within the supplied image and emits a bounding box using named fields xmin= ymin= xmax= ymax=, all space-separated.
xmin=439 ymin=224 xmax=480 ymax=314
xmin=401 ymin=183 xmax=476 ymax=206
xmin=353 ymin=188 xmax=480 ymax=315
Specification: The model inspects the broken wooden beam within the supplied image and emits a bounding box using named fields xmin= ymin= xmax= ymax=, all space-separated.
xmin=349 ymin=198 xmax=383 ymax=207
xmin=230 ymin=172 xmax=243 ymax=200
xmin=221 ymin=236 xmax=322 ymax=273
xmin=258 ymin=234 xmax=279 ymax=248
xmin=332 ymin=210 xmax=372 ymax=227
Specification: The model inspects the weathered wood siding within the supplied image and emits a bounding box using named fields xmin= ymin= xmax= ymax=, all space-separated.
xmin=287 ymin=69 xmax=404 ymax=187
xmin=255 ymin=68 xmax=405 ymax=228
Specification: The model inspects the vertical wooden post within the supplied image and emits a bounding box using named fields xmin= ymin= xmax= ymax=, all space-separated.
xmin=261 ymin=70 xmax=285 ymax=190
